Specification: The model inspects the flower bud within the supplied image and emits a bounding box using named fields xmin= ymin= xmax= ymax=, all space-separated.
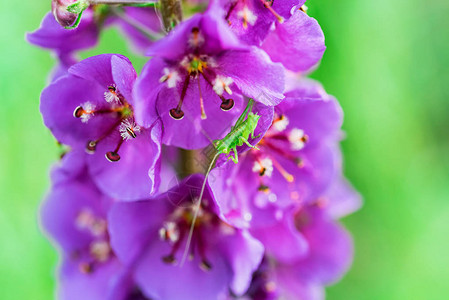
xmin=52 ymin=0 xmax=78 ymax=27
xmin=52 ymin=0 xmax=89 ymax=28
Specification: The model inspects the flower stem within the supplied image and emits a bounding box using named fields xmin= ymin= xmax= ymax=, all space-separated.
xmin=109 ymin=6 xmax=163 ymax=41
xmin=89 ymin=0 xmax=157 ymax=5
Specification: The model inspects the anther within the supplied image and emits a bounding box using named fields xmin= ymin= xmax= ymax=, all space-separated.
xmin=259 ymin=0 xmax=284 ymax=23
xmin=258 ymin=185 xmax=270 ymax=193
xmin=79 ymin=262 xmax=93 ymax=274
xmin=105 ymin=139 xmax=125 ymax=162
xmin=199 ymin=260 xmax=212 ymax=272
xmin=126 ymin=127 xmax=137 ymax=138
xmin=220 ymin=98 xmax=235 ymax=111
xmin=106 ymin=151 xmax=120 ymax=162
xmin=169 ymin=108 xmax=185 ymax=120
xmin=73 ymin=106 xmax=84 ymax=118
xmin=169 ymin=75 xmax=190 ymax=120
xmin=201 ymin=73 xmax=235 ymax=111
xmin=162 ymin=254 xmax=177 ymax=265
xmin=86 ymin=140 xmax=97 ymax=154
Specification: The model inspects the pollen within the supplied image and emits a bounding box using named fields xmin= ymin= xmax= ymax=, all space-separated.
xmin=104 ymin=84 xmax=120 ymax=103
xmin=288 ymin=128 xmax=308 ymax=150
xmin=119 ymin=119 xmax=141 ymax=140
xmin=159 ymin=221 xmax=180 ymax=243
xmin=213 ymin=75 xmax=234 ymax=95
xmin=160 ymin=68 xmax=181 ymax=88
xmin=252 ymin=158 xmax=274 ymax=177
xmin=89 ymin=240 xmax=111 ymax=262
xmin=272 ymin=114 xmax=289 ymax=132
xmin=74 ymin=102 xmax=96 ymax=123
xmin=237 ymin=6 xmax=258 ymax=28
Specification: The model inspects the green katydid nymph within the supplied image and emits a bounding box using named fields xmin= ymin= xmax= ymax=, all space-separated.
xmin=213 ymin=98 xmax=261 ymax=163
xmin=180 ymin=98 xmax=262 ymax=266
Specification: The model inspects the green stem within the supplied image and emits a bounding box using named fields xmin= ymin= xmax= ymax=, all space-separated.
xmin=89 ymin=0 xmax=157 ymax=5
xmin=109 ymin=6 xmax=163 ymax=41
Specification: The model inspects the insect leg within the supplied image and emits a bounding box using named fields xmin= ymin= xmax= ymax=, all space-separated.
xmin=232 ymin=99 xmax=254 ymax=131
xmin=239 ymin=136 xmax=260 ymax=150
xmin=231 ymin=147 xmax=239 ymax=164
xmin=251 ymin=131 xmax=261 ymax=139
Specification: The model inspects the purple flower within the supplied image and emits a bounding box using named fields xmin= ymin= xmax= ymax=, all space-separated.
xmin=27 ymin=11 xmax=99 ymax=56
xmin=261 ymin=9 xmax=326 ymax=72
xmin=108 ymin=175 xmax=264 ymax=300
xmin=134 ymin=9 xmax=285 ymax=149
xmin=213 ymin=0 xmax=303 ymax=45
xmin=231 ymin=200 xmax=354 ymax=300
xmin=209 ymin=79 xmax=342 ymax=227
xmin=42 ymin=167 xmax=121 ymax=300
xmin=40 ymin=54 xmax=162 ymax=200
xmin=27 ymin=7 xmax=161 ymax=65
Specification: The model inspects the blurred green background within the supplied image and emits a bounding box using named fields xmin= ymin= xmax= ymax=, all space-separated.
xmin=1 ymin=0 xmax=448 ymax=299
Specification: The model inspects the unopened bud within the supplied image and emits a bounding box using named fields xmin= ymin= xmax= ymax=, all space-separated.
xmin=52 ymin=0 xmax=89 ymax=28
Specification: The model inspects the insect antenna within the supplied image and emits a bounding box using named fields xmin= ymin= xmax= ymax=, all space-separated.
xmin=180 ymin=151 xmax=220 ymax=267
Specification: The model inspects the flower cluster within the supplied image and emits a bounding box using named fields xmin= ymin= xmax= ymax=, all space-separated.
xmin=29 ymin=0 xmax=360 ymax=299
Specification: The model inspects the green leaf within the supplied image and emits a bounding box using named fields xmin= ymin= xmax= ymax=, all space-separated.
xmin=66 ymin=0 xmax=90 ymax=14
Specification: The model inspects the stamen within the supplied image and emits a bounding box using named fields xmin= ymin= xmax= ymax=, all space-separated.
xmin=237 ymin=6 xmax=258 ymax=28
xmin=258 ymin=185 xmax=270 ymax=193
xmin=288 ymin=128 xmax=309 ymax=150
xmin=85 ymin=119 xmax=123 ymax=154
xmin=119 ymin=119 xmax=141 ymax=140
xmin=73 ymin=102 xmax=96 ymax=123
xmin=86 ymin=140 xmax=97 ymax=154
xmin=220 ymin=98 xmax=235 ymax=111
xmin=162 ymin=254 xmax=177 ymax=265
xmin=252 ymin=158 xmax=273 ymax=177
xmin=169 ymin=75 xmax=190 ymax=120
xmin=197 ymin=78 xmax=207 ymax=120
xmin=188 ymin=27 xmax=205 ymax=49
xmin=201 ymin=72 xmax=235 ymax=111
xmin=271 ymin=157 xmax=294 ymax=182
xmin=259 ymin=0 xmax=284 ymax=23
xmin=105 ymin=139 xmax=125 ymax=162
xmin=89 ymin=241 xmax=111 ymax=262
xmin=104 ymin=84 xmax=120 ymax=103
xmin=199 ymin=260 xmax=212 ymax=272
xmin=260 ymin=139 xmax=304 ymax=167
xmin=160 ymin=68 xmax=181 ymax=88
xmin=213 ymin=75 xmax=233 ymax=96
xmin=79 ymin=262 xmax=93 ymax=274
xmin=74 ymin=103 xmax=125 ymax=124
xmin=225 ymin=0 xmax=239 ymax=24
xmin=159 ymin=222 xmax=180 ymax=243
xmin=272 ymin=114 xmax=289 ymax=132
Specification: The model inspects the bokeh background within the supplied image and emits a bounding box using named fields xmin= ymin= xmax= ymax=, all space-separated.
xmin=1 ymin=0 xmax=448 ymax=299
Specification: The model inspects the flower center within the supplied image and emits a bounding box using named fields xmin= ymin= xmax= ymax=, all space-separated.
xmin=225 ymin=0 xmax=283 ymax=28
xmin=252 ymin=114 xmax=309 ymax=192
xmin=158 ymin=201 xmax=227 ymax=271
xmin=75 ymin=208 xmax=112 ymax=274
xmin=160 ymin=27 xmax=236 ymax=121
xmin=73 ymin=84 xmax=141 ymax=162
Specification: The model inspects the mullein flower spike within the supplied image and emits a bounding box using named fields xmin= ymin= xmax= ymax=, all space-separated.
xmin=29 ymin=0 xmax=360 ymax=299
